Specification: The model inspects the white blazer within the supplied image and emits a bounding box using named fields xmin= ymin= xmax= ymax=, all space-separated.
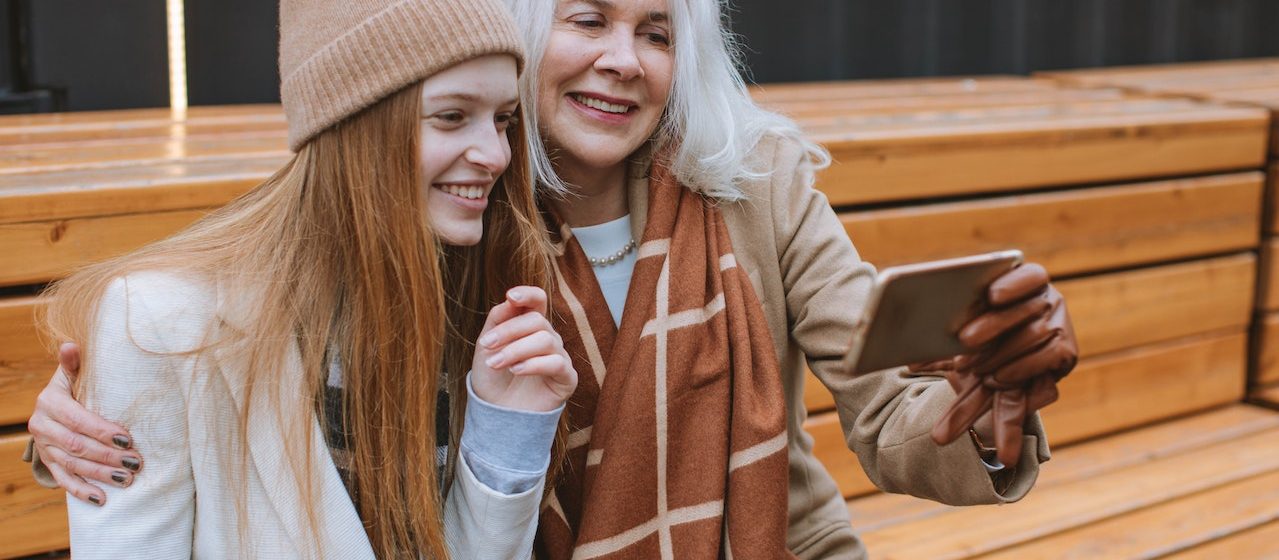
xmin=67 ymin=271 xmax=542 ymax=559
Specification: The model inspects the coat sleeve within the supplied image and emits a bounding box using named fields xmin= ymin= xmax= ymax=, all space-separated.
xmin=66 ymin=276 xmax=197 ymax=558
xmin=767 ymin=137 xmax=1050 ymax=505
xmin=442 ymin=451 xmax=545 ymax=560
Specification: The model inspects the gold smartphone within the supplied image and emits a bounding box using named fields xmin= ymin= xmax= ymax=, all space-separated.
xmin=842 ymin=249 xmax=1024 ymax=375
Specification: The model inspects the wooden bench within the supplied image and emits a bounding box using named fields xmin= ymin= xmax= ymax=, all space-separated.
xmin=0 ymin=77 xmax=1273 ymax=558
xmin=1040 ymin=59 xmax=1279 ymax=415
xmin=848 ymin=404 xmax=1279 ymax=559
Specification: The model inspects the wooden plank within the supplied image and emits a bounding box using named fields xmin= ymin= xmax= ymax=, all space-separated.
xmin=1252 ymin=314 xmax=1279 ymax=387
xmin=0 ymin=105 xmax=285 ymax=146
xmin=807 ymin=331 xmax=1248 ymax=499
xmin=814 ymin=103 xmax=1268 ymax=205
xmin=1042 ymin=331 xmax=1247 ymax=446
xmin=0 ymin=432 xmax=68 ymax=559
xmin=1254 ymin=384 xmax=1279 ymax=409
xmin=751 ymin=76 xmax=1055 ymax=104
xmin=0 ymin=133 xmax=288 ymax=174
xmin=804 ymin=254 xmax=1257 ymax=413
xmin=1260 ymin=238 xmax=1279 ymax=311
xmin=761 ymin=88 xmax=1129 ymax=118
xmin=859 ymin=426 xmax=1279 ymax=559
xmin=847 ymin=405 xmax=1279 ymax=533
xmin=976 ymin=470 xmax=1279 ymax=559
xmin=0 ymin=296 xmax=52 ymax=426
xmin=0 ymin=157 xmax=284 ymax=225
xmin=1163 ymin=520 xmax=1279 ymax=560
xmin=1269 ymin=164 xmax=1279 ymax=235
xmin=1037 ymin=59 xmax=1279 ymax=89
xmin=0 ymin=208 xmax=213 ymax=287
xmin=842 ymin=172 xmax=1263 ymax=277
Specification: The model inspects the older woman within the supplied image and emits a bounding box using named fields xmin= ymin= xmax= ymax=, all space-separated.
xmin=29 ymin=0 xmax=1076 ymax=558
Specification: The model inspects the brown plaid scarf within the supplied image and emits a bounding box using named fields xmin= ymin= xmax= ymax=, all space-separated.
xmin=536 ymin=159 xmax=795 ymax=559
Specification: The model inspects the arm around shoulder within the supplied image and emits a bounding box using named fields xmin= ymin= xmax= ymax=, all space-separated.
xmin=66 ymin=275 xmax=201 ymax=558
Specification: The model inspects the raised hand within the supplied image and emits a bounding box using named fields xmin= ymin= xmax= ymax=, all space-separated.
xmin=27 ymin=342 xmax=142 ymax=506
xmin=928 ymin=263 xmax=1078 ymax=467
xmin=470 ymin=286 xmax=577 ymax=412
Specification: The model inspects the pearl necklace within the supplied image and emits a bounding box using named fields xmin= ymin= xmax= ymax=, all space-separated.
xmin=587 ymin=238 xmax=637 ymax=268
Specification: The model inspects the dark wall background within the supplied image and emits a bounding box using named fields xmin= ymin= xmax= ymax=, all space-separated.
xmin=8 ymin=0 xmax=1279 ymax=111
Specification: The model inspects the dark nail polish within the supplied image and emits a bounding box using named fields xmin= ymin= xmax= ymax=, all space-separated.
xmin=111 ymin=435 xmax=132 ymax=449
xmin=111 ymin=471 xmax=129 ymax=486
xmin=88 ymin=495 xmax=102 ymax=506
xmin=121 ymin=456 xmax=140 ymax=472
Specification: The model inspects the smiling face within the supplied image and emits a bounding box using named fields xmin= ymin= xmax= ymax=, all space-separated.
xmin=537 ymin=0 xmax=675 ymax=178
xmin=419 ymin=54 xmax=521 ymax=246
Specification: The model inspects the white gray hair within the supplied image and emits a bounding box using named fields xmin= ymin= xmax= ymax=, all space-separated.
xmin=504 ymin=0 xmax=829 ymax=200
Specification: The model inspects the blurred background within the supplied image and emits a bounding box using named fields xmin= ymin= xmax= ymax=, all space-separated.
xmin=7 ymin=0 xmax=1279 ymax=112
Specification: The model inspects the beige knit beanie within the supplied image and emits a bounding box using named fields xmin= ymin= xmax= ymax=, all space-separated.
xmin=279 ymin=0 xmax=525 ymax=151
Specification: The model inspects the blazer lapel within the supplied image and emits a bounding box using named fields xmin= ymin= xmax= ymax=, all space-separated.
xmin=213 ymin=283 xmax=376 ymax=559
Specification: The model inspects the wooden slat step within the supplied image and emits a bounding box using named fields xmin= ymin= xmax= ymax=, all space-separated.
xmin=0 ymin=157 xmax=284 ymax=225
xmin=1252 ymin=314 xmax=1279 ymax=387
xmin=0 ymin=296 xmax=50 ymax=426
xmin=805 ymin=331 xmax=1248 ymax=498
xmin=1258 ymin=238 xmax=1279 ymax=311
xmin=811 ymin=100 xmax=1267 ymax=205
xmin=858 ymin=422 xmax=1279 ymax=559
xmin=804 ymin=254 xmax=1256 ymax=413
xmin=0 ymin=431 xmax=68 ymax=559
xmin=842 ymin=172 xmax=1262 ymax=277
xmin=1254 ymin=384 xmax=1279 ymax=409
xmin=0 ymin=132 xmax=288 ymax=174
xmin=1038 ymin=59 xmax=1279 ymax=88
xmin=750 ymin=76 xmax=1054 ymax=104
xmin=1268 ymin=164 xmax=1279 ymax=235
xmin=976 ymin=469 xmax=1279 ymax=559
xmin=0 ymin=209 xmax=213 ymax=287
xmin=1163 ymin=520 xmax=1279 ymax=560
xmin=847 ymin=405 xmax=1279 ymax=533
xmin=761 ymin=88 xmax=1128 ymax=117
xmin=0 ymin=105 xmax=285 ymax=146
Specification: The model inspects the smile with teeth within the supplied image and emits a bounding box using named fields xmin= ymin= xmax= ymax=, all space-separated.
xmin=572 ymin=93 xmax=632 ymax=114
xmin=436 ymin=184 xmax=487 ymax=200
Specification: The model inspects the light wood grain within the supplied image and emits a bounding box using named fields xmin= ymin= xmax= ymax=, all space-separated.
xmin=847 ymin=404 xmax=1279 ymax=533
xmin=0 ymin=432 xmax=68 ymax=559
xmin=976 ymin=469 xmax=1279 ymax=559
xmin=859 ymin=425 xmax=1279 ymax=559
xmin=761 ymin=88 xmax=1128 ymax=118
xmin=806 ymin=331 xmax=1247 ymax=499
xmin=0 ymin=297 xmax=52 ymax=426
xmin=842 ymin=172 xmax=1263 ymax=277
xmin=1254 ymin=384 xmax=1279 ymax=409
xmin=0 ymin=132 xmax=288 ymax=174
xmin=1252 ymin=314 xmax=1279 ymax=387
xmin=0 ymin=105 xmax=285 ymax=146
xmin=804 ymin=255 xmax=1257 ymax=414
xmin=1162 ymin=520 xmax=1279 ymax=560
xmin=0 ymin=209 xmax=213 ymax=287
xmin=814 ymin=102 xmax=1268 ymax=205
xmin=0 ymin=157 xmax=284 ymax=224
xmin=1258 ymin=238 xmax=1279 ymax=311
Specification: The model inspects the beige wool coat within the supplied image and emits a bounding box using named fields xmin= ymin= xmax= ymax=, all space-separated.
xmin=625 ymin=137 xmax=1051 ymax=559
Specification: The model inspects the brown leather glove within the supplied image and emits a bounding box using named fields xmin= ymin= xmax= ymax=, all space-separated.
xmin=925 ymin=263 xmax=1079 ymax=467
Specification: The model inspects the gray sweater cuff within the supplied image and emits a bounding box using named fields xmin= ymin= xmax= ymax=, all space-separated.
xmin=460 ymin=374 xmax=563 ymax=494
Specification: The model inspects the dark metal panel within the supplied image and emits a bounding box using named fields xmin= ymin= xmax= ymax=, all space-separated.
xmin=27 ymin=0 xmax=167 ymax=111
xmin=185 ymin=0 xmax=280 ymax=105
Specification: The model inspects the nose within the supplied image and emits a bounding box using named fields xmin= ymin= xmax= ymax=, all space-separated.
xmin=593 ymin=28 xmax=644 ymax=81
xmin=464 ymin=125 xmax=510 ymax=175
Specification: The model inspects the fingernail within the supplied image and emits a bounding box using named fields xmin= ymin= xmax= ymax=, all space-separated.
xmin=509 ymin=290 xmax=525 ymax=303
xmin=88 ymin=495 xmax=102 ymax=506
xmin=111 ymin=471 xmax=130 ymax=486
xmin=112 ymin=435 xmax=132 ymax=449
xmin=479 ymin=333 xmax=497 ymax=348
xmin=510 ymin=363 xmax=526 ymax=374
xmin=485 ymin=354 xmax=503 ymax=369
xmin=122 ymin=456 xmax=140 ymax=472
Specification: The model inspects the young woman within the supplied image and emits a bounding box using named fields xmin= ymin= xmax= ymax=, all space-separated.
xmin=29 ymin=0 xmax=1077 ymax=557
xmin=25 ymin=0 xmax=576 ymax=558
